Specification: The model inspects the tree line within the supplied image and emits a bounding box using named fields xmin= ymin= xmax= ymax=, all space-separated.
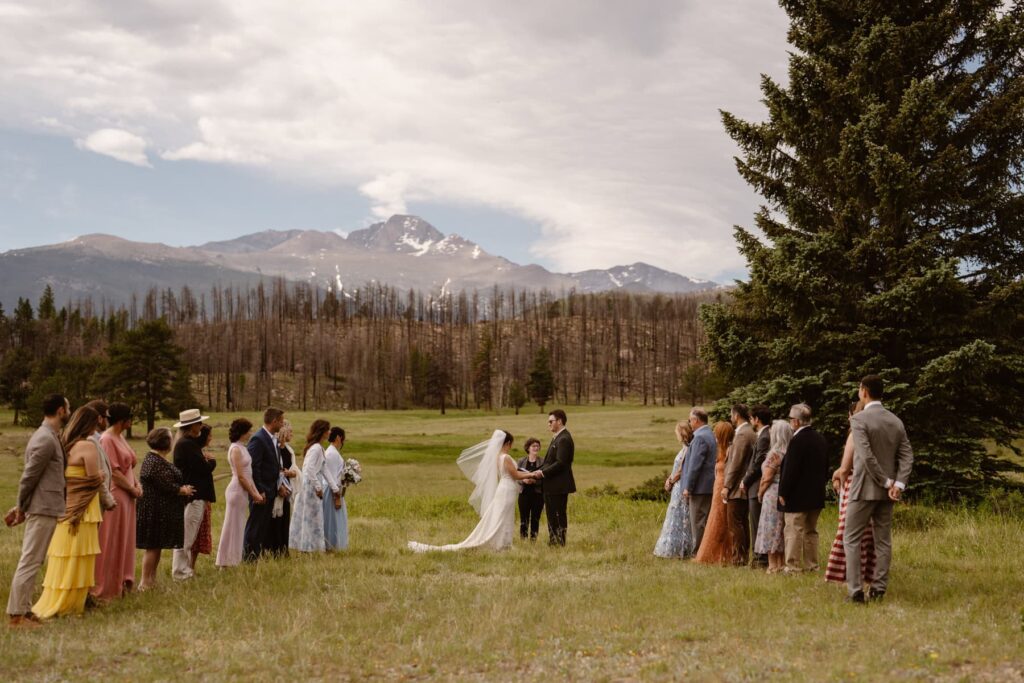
xmin=0 ymin=282 xmax=728 ymax=428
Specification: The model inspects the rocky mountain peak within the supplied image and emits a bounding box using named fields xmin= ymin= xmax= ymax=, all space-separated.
xmin=347 ymin=215 xmax=446 ymax=255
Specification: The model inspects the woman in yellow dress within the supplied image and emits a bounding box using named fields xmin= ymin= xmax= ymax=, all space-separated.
xmin=33 ymin=406 xmax=107 ymax=618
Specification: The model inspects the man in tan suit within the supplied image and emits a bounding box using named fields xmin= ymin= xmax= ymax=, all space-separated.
xmin=6 ymin=394 xmax=70 ymax=628
xmin=845 ymin=374 xmax=914 ymax=603
xmin=722 ymin=404 xmax=755 ymax=566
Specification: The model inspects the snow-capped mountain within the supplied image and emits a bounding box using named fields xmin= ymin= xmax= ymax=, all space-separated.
xmin=0 ymin=215 xmax=718 ymax=305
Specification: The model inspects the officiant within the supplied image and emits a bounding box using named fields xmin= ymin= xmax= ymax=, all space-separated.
xmin=516 ymin=438 xmax=545 ymax=540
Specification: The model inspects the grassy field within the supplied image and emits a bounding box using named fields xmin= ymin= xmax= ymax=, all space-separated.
xmin=0 ymin=405 xmax=1022 ymax=681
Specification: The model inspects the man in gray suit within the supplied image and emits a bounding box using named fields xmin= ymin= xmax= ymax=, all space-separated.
xmin=6 ymin=394 xmax=70 ymax=628
xmin=681 ymin=407 xmax=717 ymax=553
xmin=844 ymin=374 xmax=914 ymax=603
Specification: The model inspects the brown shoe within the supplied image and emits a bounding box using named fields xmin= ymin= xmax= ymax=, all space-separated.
xmin=8 ymin=614 xmax=43 ymax=629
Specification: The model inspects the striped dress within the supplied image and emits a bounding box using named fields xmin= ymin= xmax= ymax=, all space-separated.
xmin=824 ymin=478 xmax=876 ymax=584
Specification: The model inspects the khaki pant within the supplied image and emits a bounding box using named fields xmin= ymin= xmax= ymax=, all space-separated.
xmin=172 ymin=500 xmax=205 ymax=580
xmin=6 ymin=514 xmax=58 ymax=616
xmin=783 ymin=509 xmax=821 ymax=571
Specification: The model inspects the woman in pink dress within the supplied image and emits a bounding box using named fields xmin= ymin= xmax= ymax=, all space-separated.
xmin=216 ymin=418 xmax=264 ymax=567
xmin=91 ymin=402 xmax=141 ymax=601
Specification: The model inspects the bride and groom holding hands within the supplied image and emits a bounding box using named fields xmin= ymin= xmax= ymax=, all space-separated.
xmin=408 ymin=409 xmax=576 ymax=553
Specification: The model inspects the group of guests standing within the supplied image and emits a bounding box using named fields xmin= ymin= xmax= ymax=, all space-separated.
xmin=654 ymin=374 xmax=914 ymax=603
xmin=6 ymin=397 xmax=354 ymax=628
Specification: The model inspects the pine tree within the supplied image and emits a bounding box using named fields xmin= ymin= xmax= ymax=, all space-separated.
xmin=527 ymin=347 xmax=555 ymax=413
xmin=37 ymin=285 xmax=56 ymax=320
xmin=703 ymin=1 xmax=1024 ymax=498
xmin=93 ymin=319 xmax=196 ymax=431
xmin=508 ymin=380 xmax=527 ymax=415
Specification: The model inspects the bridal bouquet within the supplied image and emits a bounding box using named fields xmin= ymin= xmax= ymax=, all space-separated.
xmin=342 ymin=458 xmax=362 ymax=486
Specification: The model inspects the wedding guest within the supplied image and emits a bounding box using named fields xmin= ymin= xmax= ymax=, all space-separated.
xmin=244 ymin=408 xmax=285 ymax=561
xmin=171 ymin=409 xmax=214 ymax=579
xmin=722 ymin=404 xmax=755 ymax=565
xmin=755 ymin=419 xmax=794 ymax=573
xmin=289 ymin=420 xmax=331 ymax=553
xmin=216 ymin=418 xmax=263 ymax=568
xmin=91 ymin=402 xmax=141 ymax=602
xmin=6 ymin=394 xmax=70 ymax=629
xmin=322 ymin=427 xmax=347 ymax=551
xmin=778 ymin=403 xmax=829 ymax=572
xmin=681 ymin=407 xmax=717 ymax=552
xmin=136 ymin=428 xmax=195 ymax=591
xmin=654 ymin=420 xmax=695 ymax=559
xmin=844 ymin=375 xmax=914 ymax=603
xmin=188 ymin=425 xmax=215 ymax=573
xmin=694 ymin=421 xmax=734 ymax=565
xmin=740 ymin=404 xmax=772 ymax=568
xmin=516 ymin=437 xmax=545 ymax=540
xmin=84 ymin=399 xmax=118 ymax=514
xmin=267 ymin=420 xmax=298 ymax=556
xmin=825 ymin=401 xmax=876 ymax=585
xmin=32 ymin=407 xmax=105 ymax=618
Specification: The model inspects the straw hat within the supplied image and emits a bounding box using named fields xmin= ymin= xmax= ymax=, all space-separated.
xmin=173 ymin=408 xmax=209 ymax=429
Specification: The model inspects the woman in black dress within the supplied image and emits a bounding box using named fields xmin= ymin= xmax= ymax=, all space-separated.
xmin=517 ymin=438 xmax=545 ymax=540
xmin=136 ymin=427 xmax=194 ymax=590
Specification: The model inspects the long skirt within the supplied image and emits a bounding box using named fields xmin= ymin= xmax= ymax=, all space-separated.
xmin=825 ymin=478 xmax=876 ymax=584
xmin=323 ymin=493 xmax=348 ymax=551
xmin=289 ymin=483 xmax=326 ymax=552
xmin=91 ymin=487 xmax=136 ymax=599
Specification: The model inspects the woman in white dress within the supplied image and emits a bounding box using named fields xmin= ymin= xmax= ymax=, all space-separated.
xmin=288 ymin=419 xmax=330 ymax=553
xmin=408 ymin=430 xmax=539 ymax=553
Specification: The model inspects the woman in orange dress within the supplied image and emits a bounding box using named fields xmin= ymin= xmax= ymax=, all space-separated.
xmin=695 ymin=421 xmax=735 ymax=564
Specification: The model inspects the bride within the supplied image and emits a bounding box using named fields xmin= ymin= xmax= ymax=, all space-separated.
xmin=408 ymin=430 xmax=539 ymax=552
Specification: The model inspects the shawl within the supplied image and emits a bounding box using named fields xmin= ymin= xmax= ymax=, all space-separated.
xmin=59 ymin=472 xmax=104 ymax=534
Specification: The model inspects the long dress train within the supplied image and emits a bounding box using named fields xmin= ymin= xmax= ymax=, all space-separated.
xmin=409 ymin=453 xmax=521 ymax=552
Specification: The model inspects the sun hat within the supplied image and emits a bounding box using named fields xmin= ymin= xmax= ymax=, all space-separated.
xmin=173 ymin=408 xmax=210 ymax=429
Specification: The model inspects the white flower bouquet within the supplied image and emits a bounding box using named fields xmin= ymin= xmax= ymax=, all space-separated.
xmin=342 ymin=458 xmax=362 ymax=486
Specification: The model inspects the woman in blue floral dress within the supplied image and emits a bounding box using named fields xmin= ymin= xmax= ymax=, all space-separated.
xmin=654 ymin=420 xmax=695 ymax=559
xmin=755 ymin=419 xmax=794 ymax=572
xmin=288 ymin=420 xmax=331 ymax=553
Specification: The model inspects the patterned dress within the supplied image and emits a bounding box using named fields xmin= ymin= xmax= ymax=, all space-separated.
xmin=654 ymin=446 xmax=694 ymax=558
xmin=824 ymin=478 xmax=876 ymax=583
xmin=289 ymin=444 xmax=327 ymax=552
xmin=754 ymin=451 xmax=785 ymax=554
xmin=136 ymin=452 xmax=186 ymax=550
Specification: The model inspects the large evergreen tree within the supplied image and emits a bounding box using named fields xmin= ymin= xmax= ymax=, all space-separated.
xmin=527 ymin=347 xmax=555 ymax=413
xmin=703 ymin=1 xmax=1024 ymax=498
xmin=93 ymin=319 xmax=196 ymax=432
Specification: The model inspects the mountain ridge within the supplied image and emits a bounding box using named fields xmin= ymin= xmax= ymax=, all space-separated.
xmin=0 ymin=215 xmax=718 ymax=305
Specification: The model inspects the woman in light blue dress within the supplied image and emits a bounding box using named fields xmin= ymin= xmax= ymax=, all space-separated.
xmin=654 ymin=420 xmax=695 ymax=559
xmin=755 ymin=419 xmax=793 ymax=573
xmin=288 ymin=420 xmax=331 ymax=553
xmin=322 ymin=427 xmax=347 ymax=551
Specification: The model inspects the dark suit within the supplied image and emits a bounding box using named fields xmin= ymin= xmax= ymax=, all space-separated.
xmin=539 ymin=429 xmax=575 ymax=546
xmin=266 ymin=444 xmax=293 ymax=556
xmin=778 ymin=426 xmax=828 ymax=570
xmin=743 ymin=426 xmax=771 ymax=566
xmin=243 ymin=427 xmax=280 ymax=561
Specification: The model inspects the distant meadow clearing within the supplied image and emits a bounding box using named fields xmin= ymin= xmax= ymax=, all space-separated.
xmin=1 ymin=406 xmax=1022 ymax=681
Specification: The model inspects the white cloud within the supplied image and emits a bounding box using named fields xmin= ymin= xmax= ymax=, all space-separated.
xmin=75 ymin=128 xmax=151 ymax=167
xmin=0 ymin=0 xmax=790 ymax=280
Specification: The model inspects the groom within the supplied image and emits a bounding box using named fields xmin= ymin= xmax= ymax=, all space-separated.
xmin=533 ymin=409 xmax=576 ymax=546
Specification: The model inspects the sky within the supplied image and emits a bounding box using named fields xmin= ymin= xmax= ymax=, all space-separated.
xmin=0 ymin=1 xmax=790 ymax=282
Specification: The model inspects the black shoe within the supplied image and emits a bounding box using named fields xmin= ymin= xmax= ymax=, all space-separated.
xmin=847 ymin=590 xmax=866 ymax=604
xmin=868 ymin=589 xmax=885 ymax=603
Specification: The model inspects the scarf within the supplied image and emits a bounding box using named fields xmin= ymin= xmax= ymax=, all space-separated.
xmin=59 ymin=472 xmax=104 ymax=535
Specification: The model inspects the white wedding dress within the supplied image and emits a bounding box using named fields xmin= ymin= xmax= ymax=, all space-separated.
xmin=408 ymin=430 xmax=522 ymax=552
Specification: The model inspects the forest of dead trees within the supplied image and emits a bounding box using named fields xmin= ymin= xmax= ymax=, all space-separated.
xmin=0 ymin=280 xmax=728 ymax=418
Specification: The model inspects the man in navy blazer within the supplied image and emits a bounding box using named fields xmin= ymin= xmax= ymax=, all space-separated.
xmin=681 ymin=407 xmax=717 ymax=554
xmin=243 ymin=407 xmax=286 ymax=562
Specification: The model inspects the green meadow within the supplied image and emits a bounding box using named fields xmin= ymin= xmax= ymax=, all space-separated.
xmin=0 ymin=406 xmax=1022 ymax=681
